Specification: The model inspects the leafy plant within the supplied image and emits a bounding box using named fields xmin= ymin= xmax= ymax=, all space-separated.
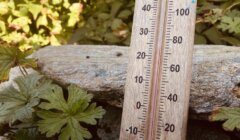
xmin=0 ymin=43 xmax=36 ymax=82
xmin=0 ymin=73 xmax=105 ymax=139
xmin=0 ymin=74 xmax=52 ymax=124
xmin=37 ymin=84 xmax=106 ymax=140
xmin=71 ymin=0 xmax=134 ymax=45
xmin=210 ymin=107 xmax=240 ymax=131
xmin=10 ymin=128 xmax=41 ymax=140
xmin=195 ymin=0 xmax=240 ymax=46
xmin=71 ymin=0 xmax=240 ymax=46
xmin=0 ymin=0 xmax=84 ymax=50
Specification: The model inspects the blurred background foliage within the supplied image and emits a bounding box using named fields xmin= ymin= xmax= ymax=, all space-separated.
xmin=196 ymin=0 xmax=240 ymax=46
xmin=0 ymin=0 xmax=240 ymax=50
xmin=70 ymin=0 xmax=134 ymax=45
xmin=74 ymin=0 xmax=240 ymax=46
xmin=0 ymin=0 xmax=85 ymax=51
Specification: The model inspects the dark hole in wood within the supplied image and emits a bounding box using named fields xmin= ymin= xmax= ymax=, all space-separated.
xmin=232 ymin=82 xmax=240 ymax=98
xmin=86 ymin=56 xmax=90 ymax=59
xmin=237 ymin=82 xmax=240 ymax=87
xmin=116 ymin=52 xmax=123 ymax=57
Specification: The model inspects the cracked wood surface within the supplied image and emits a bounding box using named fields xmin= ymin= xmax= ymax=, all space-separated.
xmin=29 ymin=45 xmax=240 ymax=115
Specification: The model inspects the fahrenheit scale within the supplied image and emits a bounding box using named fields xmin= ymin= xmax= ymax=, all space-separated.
xmin=120 ymin=0 xmax=197 ymax=139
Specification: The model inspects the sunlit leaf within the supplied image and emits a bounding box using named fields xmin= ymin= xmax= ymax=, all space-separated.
xmin=0 ymin=2 xmax=9 ymax=15
xmin=36 ymin=15 xmax=48 ymax=28
xmin=29 ymin=4 xmax=42 ymax=20
xmin=37 ymin=85 xmax=106 ymax=140
xmin=53 ymin=0 xmax=62 ymax=5
xmin=0 ymin=45 xmax=37 ymax=82
xmin=0 ymin=21 xmax=6 ymax=36
xmin=0 ymin=74 xmax=52 ymax=123
xmin=218 ymin=16 xmax=240 ymax=34
xmin=67 ymin=3 xmax=83 ymax=27
xmin=210 ymin=107 xmax=240 ymax=131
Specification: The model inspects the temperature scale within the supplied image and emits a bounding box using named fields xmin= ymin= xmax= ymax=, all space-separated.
xmin=120 ymin=0 xmax=197 ymax=139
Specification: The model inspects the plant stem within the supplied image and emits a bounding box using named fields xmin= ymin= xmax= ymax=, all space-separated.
xmin=19 ymin=66 xmax=26 ymax=76
xmin=22 ymin=67 xmax=28 ymax=75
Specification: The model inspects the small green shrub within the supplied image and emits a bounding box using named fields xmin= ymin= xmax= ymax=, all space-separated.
xmin=195 ymin=0 xmax=240 ymax=46
xmin=0 ymin=44 xmax=106 ymax=138
xmin=210 ymin=107 xmax=240 ymax=131
xmin=37 ymin=84 xmax=105 ymax=140
xmin=71 ymin=0 xmax=134 ymax=46
xmin=0 ymin=73 xmax=105 ymax=140
xmin=0 ymin=42 xmax=36 ymax=82
xmin=0 ymin=0 xmax=84 ymax=50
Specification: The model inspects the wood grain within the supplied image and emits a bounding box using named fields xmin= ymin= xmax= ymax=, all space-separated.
xmin=33 ymin=44 xmax=240 ymax=115
xmin=120 ymin=0 xmax=197 ymax=139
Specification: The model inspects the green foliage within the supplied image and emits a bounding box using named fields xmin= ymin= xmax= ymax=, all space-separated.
xmin=10 ymin=128 xmax=41 ymax=140
xmin=0 ymin=0 xmax=84 ymax=50
xmin=196 ymin=0 xmax=240 ymax=46
xmin=0 ymin=73 xmax=105 ymax=139
xmin=0 ymin=74 xmax=52 ymax=124
xmin=2 ymin=0 xmax=239 ymax=47
xmin=0 ymin=43 xmax=36 ymax=82
xmin=70 ymin=0 xmax=134 ymax=45
xmin=37 ymin=84 xmax=106 ymax=140
xmin=71 ymin=0 xmax=240 ymax=46
xmin=210 ymin=107 xmax=240 ymax=131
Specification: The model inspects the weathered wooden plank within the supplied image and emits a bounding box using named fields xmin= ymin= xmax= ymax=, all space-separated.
xmin=30 ymin=45 xmax=240 ymax=116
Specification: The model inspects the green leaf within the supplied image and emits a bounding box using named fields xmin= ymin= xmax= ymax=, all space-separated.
xmin=111 ymin=18 xmax=124 ymax=30
xmin=11 ymin=128 xmax=39 ymax=140
xmin=63 ymin=0 xmax=70 ymax=8
xmin=29 ymin=4 xmax=43 ymax=19
xmin=222 ymin=0 xmax=240 ymax=11
xmin=50 ymin=35 xmax=61 ymax=46
xmin=59 ymin=118 xmax=91 ymax=140
xmin=0 ymin=2 xmax=9 ymax=15
xmin=118 ymin=10 xmax=132 ymax=19
xmin=27 ymin=3 xmax=43 ymax=20
xmin=28 ymin=34 xmax=49 ymax=47
xmin=104 ymin=33 xmax=121 ymax=43
xmin=210 ymin=107 xmax=240 ymax=131
xmin=221 ymin=37 xmax=240 ymax=46
xmin=37 ymin=85 xmax=106 ymax=140
xmin=51 ymin=20 xmax=62 ymax=35
xmin=67 ymin=3 xmax=83 ymax=27
xmin=218 ymin=16 xmax=240 ymax=34
xmin=1 ymin=32 xmax=24 ymax=43
xmin=53 ymin=0 xmax=62 ymax=5
xmin=0 ymin=21 xmax=6 ymax=36
xmin=36 ymin=15 xmax=48 ymax=28
xmin=0 ymin=74 xmax=52 ymax=123
xmin=195 ymin=33 xmax=207 ymax=44
xmin=204 ymin=9 xmax=222 ymax=24
xmin=203 ymin=26 xmax=225 ymax=45
xmin=110 ymin=1 xmax=123 ymax=17
xmin=195 ymin=23 xmax=208 ymax=34
xmin=9 ymin=17 xmax=31 ymax=32
xmin=0 ymin=45 xmax=37 ymax=82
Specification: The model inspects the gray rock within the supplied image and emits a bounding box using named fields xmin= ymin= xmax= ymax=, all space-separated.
xmin=31 ymin=45 xmax=240 ymax=116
